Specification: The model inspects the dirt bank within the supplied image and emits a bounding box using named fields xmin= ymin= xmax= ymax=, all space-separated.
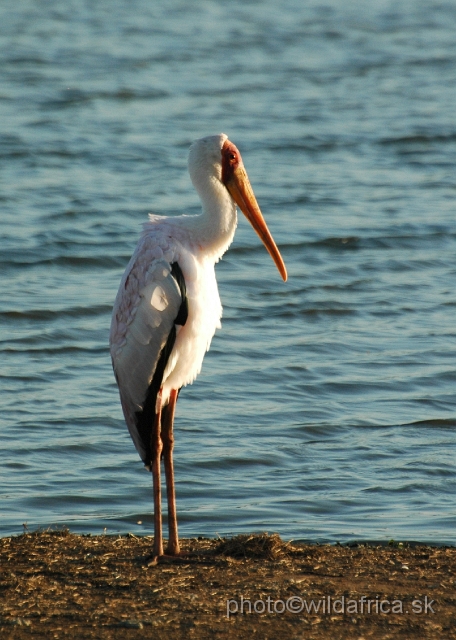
xmin=1 ymin=530 xmax=454 ymax=639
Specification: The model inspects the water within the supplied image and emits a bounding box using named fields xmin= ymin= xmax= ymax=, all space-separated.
xmin=1 ymin=0 xmax=456 ymax=544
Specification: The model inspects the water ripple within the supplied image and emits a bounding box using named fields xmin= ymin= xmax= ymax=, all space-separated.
xmin=0 ymin=0 xmax=455 ymax=545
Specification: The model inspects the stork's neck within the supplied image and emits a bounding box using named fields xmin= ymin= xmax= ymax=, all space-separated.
xmin=185 ymin=177 xmax=238 ymax=262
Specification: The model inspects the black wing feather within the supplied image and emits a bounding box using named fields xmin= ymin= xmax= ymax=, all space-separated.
xmin=134 ymin=262 xmax=188 ymax=467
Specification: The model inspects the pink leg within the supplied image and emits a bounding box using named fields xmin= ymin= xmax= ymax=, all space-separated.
xmin=152 ymin=391 xmax=163 ymax=558
xmin=162 ymin=389 xmax=180 ymax=556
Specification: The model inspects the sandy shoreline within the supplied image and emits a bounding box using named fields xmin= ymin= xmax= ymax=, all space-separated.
xmin=1 ymin=530 xmax=454 ymax=639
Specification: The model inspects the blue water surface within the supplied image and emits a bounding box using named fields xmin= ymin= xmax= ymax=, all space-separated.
xmin=1 ymin=0 xmax=456 ymax=544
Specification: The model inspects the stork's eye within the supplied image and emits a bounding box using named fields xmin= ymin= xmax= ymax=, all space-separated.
xmin=229 ymin=153 xmax=236 ymax=161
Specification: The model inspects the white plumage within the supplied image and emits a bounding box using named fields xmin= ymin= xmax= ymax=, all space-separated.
xmin=109 ymin=134 xmax=286 ymax=559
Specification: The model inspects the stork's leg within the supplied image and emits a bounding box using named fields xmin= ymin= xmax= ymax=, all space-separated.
xmin=152 ymin=390 xmax=164 ymax=558
xmin=161 ymin=388 xmax=180 ymax=556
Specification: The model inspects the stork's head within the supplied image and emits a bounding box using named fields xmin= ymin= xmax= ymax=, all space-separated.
xmin=188 ymin=135 xmax=287 ymax=281
xmin=188 ymin=134 xmax=227 ymax=185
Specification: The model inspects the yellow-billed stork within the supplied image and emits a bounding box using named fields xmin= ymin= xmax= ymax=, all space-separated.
xmin=109 ymin=134 xmax=287 ymax=560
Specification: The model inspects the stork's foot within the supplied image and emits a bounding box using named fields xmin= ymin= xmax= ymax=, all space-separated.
xmin=145 ymin=550 xmax=207 ymax=566
xmin=145 ymin=549 xmax=214 ymax=567
xmin=165 ymin=541 xmax=180 ymax=556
